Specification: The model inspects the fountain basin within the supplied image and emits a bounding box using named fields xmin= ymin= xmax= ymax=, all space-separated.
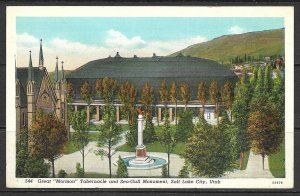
xmin=114 ymin=155 xmax=168 ymax=170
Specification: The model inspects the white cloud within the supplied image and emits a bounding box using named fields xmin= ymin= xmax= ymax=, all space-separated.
xmin=16 ymin=32 xmax=39 ymax=47
xmin=105 ymin=29 xmax=146 ymax=49
xmin=228 ymin=25 xmax=245 ymax=34
xmin=16 ymin=32 xmax=207 ymax=71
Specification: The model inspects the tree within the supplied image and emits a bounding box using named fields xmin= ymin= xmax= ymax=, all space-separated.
xmin=156 ymin=111 xmax=177 ymax=177
xmin=232 ymin=72 xmax=251 ymax=169
xmin=95 ymin=105 xmax=122 ymax=178
xmin=176 ymin=109 xmax=193 ymax=142
xmin=66 ymin=82 xmax=74 ymax=103
xmin=22 ymin=154 xmax=50 ymax=178
xmin=119 ymin=81 xmax=137 ymax=125
xmin=263 ymin=65 xmax=272 ymax=95
xmin=221 ymin=80 xmax=234 ymax=121
xmin=197 ymin=80 xmax=206 ymax=113
xmin=159 ymin=81 xmax=168 ymax=106
xmin=162 ymin=165 xmax=168 ymax=178
xmin=102 ymin=77 xmax=118 ymax=104
xmin=180 ymin=82 xmax=190 ymax=110
xmin=116 ymin=155 xmax=128 ymax=178
xmin=95 ymin=78 xmax=103 ymax=98
xmin=143 ymin=117 xmax=156 ymax=143
xmin=29 ymin=110 xmax=68 ymax=177
xmin=169 ymin=81 xmax=178 ymax=124
xmin=248 ymin=101 xmax=282 ymax=170
xmin=184 ymin=113 xmax=235 ymax=177
xmin=141 ymin=83 xmax=154 ymax=120
xmin=126 ymin=111 xmax=138 ymax=147
xmin=80 ymin=81 xmax=92 ymax=124
xmin=209 ymin=80 xmax=219 ymax=124
xmin=16 ymin=148 xmax=50 ymax=178
xmin=70 ymin=110 xmax=89 ymax=176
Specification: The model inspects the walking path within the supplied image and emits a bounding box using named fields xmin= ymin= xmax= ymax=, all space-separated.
xmin=55 ymin=133 xmax=273 ymax=178
xmin=223 ymin=151 xmax=274 ymax=178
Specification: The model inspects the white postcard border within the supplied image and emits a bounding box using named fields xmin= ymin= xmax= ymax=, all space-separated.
xmin=6 ymin=6 xmax=294 ymax=189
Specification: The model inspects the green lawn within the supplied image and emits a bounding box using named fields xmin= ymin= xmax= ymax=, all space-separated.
xmin=116 ymin=141 xmax=186 ymax=156
xmin=269 ymin=143 xmax=285 ymax=178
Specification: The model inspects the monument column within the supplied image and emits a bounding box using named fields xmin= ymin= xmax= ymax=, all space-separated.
xmin=136 ymin=114 xmax=146 ymax=157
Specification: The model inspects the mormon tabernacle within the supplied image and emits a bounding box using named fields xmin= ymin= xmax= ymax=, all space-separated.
xmin=66 ymin=52 xmax=237 ymax=124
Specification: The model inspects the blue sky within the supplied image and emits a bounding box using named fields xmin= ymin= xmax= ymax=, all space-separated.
xmin=16 ymin=17 xmax=284 ymax=71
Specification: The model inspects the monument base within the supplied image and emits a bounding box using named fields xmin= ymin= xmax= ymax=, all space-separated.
xmin=135 ymin=144 xmax=147 ymax=157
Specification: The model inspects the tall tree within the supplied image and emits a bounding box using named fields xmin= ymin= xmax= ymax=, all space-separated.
xmin=232 ymin=72 xmax=251 ymax=169
xmin=102 ymin=77 xmax=118 ymax=104
xmin=263 ymin=65 xmax=272 ymax=95
xmin=169 ymin=81 xmax=178 ymax=124
xmin=80 ymin=81 xmax=92 ymax=124
xmin=70 ymin=110 xmax=89 ymax=176
xmin=248 ymin=101 xmax=282 ymax=170
xmin=156 ymin=111 xmax=177 ymax=177
xmin=180 ymin=82 xmax=190 ymax=110
xmin=184 ymin=113 xmax=235 ymax=177
xmin=159 ymin=80 xmax=169 ymax=122
xmin=221 ymin=80 xmax=234 ymax=121
xmin=66 ymin=82 xmax=74 ymax=103
xmin=29 ymin=110 xmax=68 ymax=177
xmin=197 ymin=81 xmax=206 ymax=113
xmin=141 ymin=83 xmax=154 ymax=120
xmin=95 ymin=105 xmax=122 ymax=178
xmin=209 ymin=80 xmax=219 ymax=124
xmin=95 ymin=78 xmax=103 ymax=98
xmin=119 ymin=81 xmax=137 ymax=125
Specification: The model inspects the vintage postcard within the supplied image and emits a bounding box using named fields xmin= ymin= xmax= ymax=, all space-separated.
xmin=6 ymin=6 xmax=294 ymax=188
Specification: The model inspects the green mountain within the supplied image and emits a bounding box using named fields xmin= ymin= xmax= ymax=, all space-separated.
xmin=170 ymin=28 xmax=284 ymax=63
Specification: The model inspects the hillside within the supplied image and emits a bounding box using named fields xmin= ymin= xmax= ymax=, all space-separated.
xmin=49 ymin=70 xmax=72 ymax=82
xmin=170 ymin=28 xmax=284 ymax=63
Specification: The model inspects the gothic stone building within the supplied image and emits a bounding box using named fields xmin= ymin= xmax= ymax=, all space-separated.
xmin=16 ymin=39 xmax=69 ymax=144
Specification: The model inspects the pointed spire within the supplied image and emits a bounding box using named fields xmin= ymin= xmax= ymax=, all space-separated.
xmin=39 ymin=39 xmax=44 ymax=69
xmin=28 ymin=50 xmax=34 ymax=81
xmin=54 ymin=56 xmax=59 ymax=82
xmin=61 ymin=60 xmax=65 ymax=82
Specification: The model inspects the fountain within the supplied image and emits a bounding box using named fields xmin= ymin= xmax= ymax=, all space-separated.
xmin=115 ymin=114 xmax=167 ymax=170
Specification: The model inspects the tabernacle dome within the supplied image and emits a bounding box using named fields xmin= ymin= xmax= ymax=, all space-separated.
xmin=66 ymin=53 xmax=237 ymax=100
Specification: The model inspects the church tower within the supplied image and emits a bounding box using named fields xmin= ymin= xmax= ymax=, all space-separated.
xmin=15 ymin=55 xmax=21 ymax=142
xmin=39 ymin=39 xmax=44 ymax=70
xmin=27 ymin=51 xmax=35 ymax=129
xmin=54 ymin=56 xmax=62 ymax=119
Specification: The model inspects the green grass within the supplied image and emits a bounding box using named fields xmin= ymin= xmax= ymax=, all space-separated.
xmin=67 ymin=172 xmax=116 ymax=178
xmin=116 ymin=141 xmax=186 ymax=156
xmin=269 ymin=143 xmax=285 ymax=178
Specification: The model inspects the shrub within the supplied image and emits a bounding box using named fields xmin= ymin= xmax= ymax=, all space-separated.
xmin=58 ymin=170 xmax=67 ymax=178
xmin=176 ymin=109 xmax=194 ymax=142
xmin=162 ymin=165 xmax=168 ymax=178
xmin=75 ymin=163 xmax=84 ymax=178
xmin=116 ymin=156 xmax=128 ymax=178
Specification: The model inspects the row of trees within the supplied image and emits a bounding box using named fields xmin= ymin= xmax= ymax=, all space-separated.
xmin=67 ymin=77 xmax=235 ymax=125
